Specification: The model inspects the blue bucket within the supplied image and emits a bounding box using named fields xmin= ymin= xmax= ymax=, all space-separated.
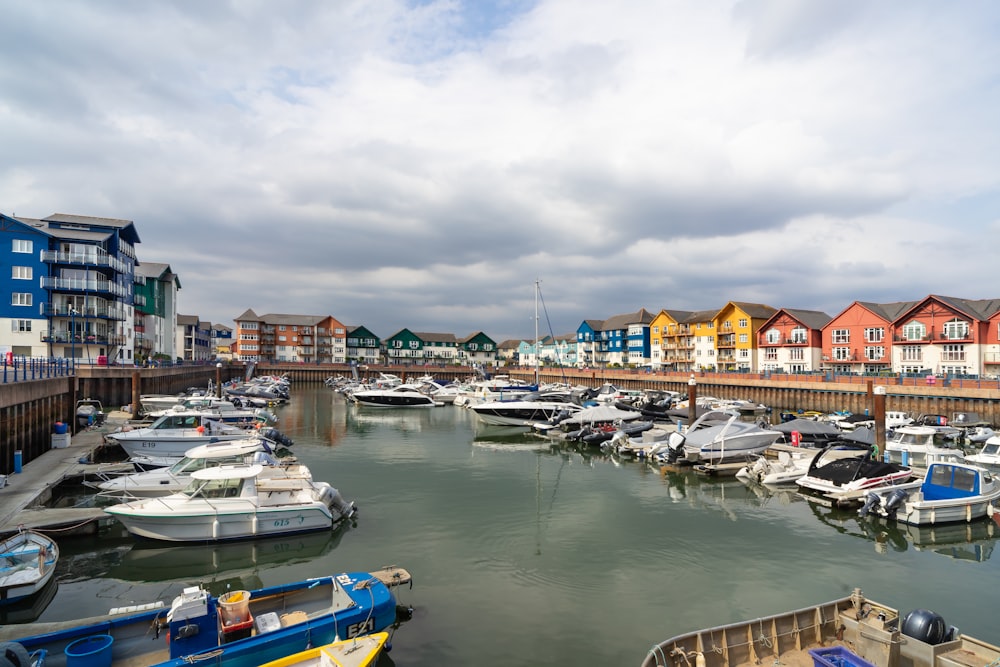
xmin=65 ymin=634 xmax=113 ymax=667
xmin=54 ymin=422 xmax=68 ymax=434
xmin=13 ymin=451 xmax=22 ymax=474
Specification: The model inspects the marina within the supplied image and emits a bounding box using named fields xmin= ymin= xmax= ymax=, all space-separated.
xmin=0 ymin=384 xmax=998 ymax=666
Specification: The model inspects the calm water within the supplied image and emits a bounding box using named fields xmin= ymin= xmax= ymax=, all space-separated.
xmin=10 ymin=386 xmax=1000 ymax=666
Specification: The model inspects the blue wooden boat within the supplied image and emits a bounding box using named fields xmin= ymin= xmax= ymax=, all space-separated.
xmin=0 ymin=567 xmax=412 ymax=667
xmin=859 ymin=461 xmax=1000 ymax=525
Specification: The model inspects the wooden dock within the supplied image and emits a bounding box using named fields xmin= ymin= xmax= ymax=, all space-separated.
xmin=0 ymin=415 xmax=127 ymax=537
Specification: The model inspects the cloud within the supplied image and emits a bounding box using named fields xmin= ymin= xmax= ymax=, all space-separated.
xmin=2 ymin=1 xmax=1000 ymax=342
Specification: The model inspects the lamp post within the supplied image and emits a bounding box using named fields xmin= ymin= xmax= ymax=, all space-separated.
xmin=69 ymin=307 xmax=78 ymax=369
xmin=216 ymin=362 xmax=223 ymax=398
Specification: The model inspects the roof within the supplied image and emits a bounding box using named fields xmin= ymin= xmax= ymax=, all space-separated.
xmin=412 ymin=332 xmax=458 ymax=343
xmin=602 ymin=308 xmax=656 ymax=330
xmin=782 ymin=308 xmax=833 ymax=330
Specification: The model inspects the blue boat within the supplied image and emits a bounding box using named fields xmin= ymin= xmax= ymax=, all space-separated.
xmin=0 ymin=567 xmax=412 ymax=667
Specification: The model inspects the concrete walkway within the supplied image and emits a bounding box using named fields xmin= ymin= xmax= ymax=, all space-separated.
xmin=0 ymin=412 xmax=130 ymax=536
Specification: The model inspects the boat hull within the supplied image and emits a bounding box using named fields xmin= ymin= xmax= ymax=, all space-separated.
xmin=2 ymin=572 xmax=403 ymax=667
xmin=640 ymin=588 xmax=1000 ymax=667
xmin=0 ymin=530 xmax=58 ymax=606
xmin=105 ymin=503 xmax=343 ymax=542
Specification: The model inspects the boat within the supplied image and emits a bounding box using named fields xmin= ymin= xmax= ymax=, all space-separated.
xmin=656 ymin=410 xmax=783 ymax=465
xmin=259 ymin=631 xmax=389 ymax=667
xmin=964 ymin=435 xmax=1000 ymax=473
xmin=640 ymin=587 xmax=1000 ymax=667
xmin=469 ymin=391 xmax=583 ymax=427
xmin=105 ymin=410 xmax=291 ymax=460
xmin=349 ymin=383 xmax=442 ymax=408
xmin=0 ymin=530 xmax=58 ymax=606
xmin=76 ymin=397 xmax=106 ymax=428
xmin=93 ymin=438 xmax=303 ymax=498
xmin=796 ymin=447 xmax=917 ymax=507
xmin=858 ymin=461 xmax=1000 ymax=525
xmin=0 ymin=568 xmax=412 ymax=667
xmin=770 ymin=418 xmax=844 ymax=447
xmin=882 ymin=425 xmax=967 ymax=470
xmin=735 ymin=449 xmax=818 ymax=485
xmin=104 ymin=463 xmax=356 ymax=542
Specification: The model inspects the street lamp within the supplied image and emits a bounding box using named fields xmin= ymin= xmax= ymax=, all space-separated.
xmin=216 ymin=362 xmax=223 ymax=398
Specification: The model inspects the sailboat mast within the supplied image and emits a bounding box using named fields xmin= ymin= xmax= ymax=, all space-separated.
xmin=534 ymin=279 xmax=540 ymax=387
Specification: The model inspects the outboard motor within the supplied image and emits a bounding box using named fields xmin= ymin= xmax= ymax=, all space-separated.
xmin=664 ymin=432 xmax=686 ymax=464
xmin=883 ymin=488 xmax=910 ymax=518
xmin=858 ymin=492 xmax=882 ymax=518
xmin=901 ymin=609 xmax=959 ymax=645
xmin=167 ymin=587 xmax=219 ymax=658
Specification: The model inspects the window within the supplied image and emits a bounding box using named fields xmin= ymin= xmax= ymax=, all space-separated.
xmin=13 ymin=320 xmax=31 ymax=332
xmin=11 ymin=266 xmax=31 ymax=280
xmin=832 ymin=329 xmax=850 ymax=344
xmin=409 ymin=340 xmax=419 ymax=349
xmin=392 ymin=340 xmax=402 ymax=348
xmin=833 ymin=347 xmax=851 ymax=360
xmin=791 ymin=327 xmax=807 ymax=343
xmin=12 ymin=293 xmax=32 ymax=306
xmin=789 ymin=348 xmax=804 ymax=361
xmin=766 ymin=328 xmax=780 ymax=344
xmin=738 ymin=318 xmax=748 ymax=328
xmin=12 ymin=239 xmax=32 ymax=253
xmin=865 ymin=346 xmax=885 ymax=360
xmin=901 ymin=346 xmax=921 ymax=362
xmin=942 ymin=344 xmax=965 ymax=361
xmin=943 ymin=318 xmax=969 ymax=340
xmin=764 ymin=348 xmax=778 ymax=360
xmin=864 ymin=327 xmax=884 ymax=343
xmin=739 ymin=334 xmax=748 ymax=343
xmin=902 ymin=321 xmax=925 ymax=341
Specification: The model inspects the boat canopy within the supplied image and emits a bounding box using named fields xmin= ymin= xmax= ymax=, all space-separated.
xmin=191 ymin=464 xmax=263 ymax=481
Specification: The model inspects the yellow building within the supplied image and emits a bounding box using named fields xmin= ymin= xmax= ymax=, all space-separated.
xmin=712 ymin=302 xmax=776 ymax=372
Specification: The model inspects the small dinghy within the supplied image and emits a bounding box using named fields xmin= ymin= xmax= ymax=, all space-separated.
xmin=0 ymin=530 xmax=58 ymax=606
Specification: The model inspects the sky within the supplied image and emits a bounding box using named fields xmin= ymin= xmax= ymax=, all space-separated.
xmin=3 ymin=1 xmax=1000 ymax=343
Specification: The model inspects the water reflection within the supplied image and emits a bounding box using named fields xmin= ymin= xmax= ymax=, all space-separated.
xmin=57 ymin=524 xmax=348 ymax=597
xmin=805 ymin=497 xmax=997 ymax=562
xmin=0 ymin=576 xmax=58 ymax=625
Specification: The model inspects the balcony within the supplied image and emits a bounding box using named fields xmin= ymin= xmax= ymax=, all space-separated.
xmin=41 ymin=250 xmax=128 ymax=273
xmin=41 ymin=331 xmax=126 ymax=346
xmin=41 ymin=276 xmax=128 ymax=298
xmin=46 ymin=304 xmax=127 ymax=321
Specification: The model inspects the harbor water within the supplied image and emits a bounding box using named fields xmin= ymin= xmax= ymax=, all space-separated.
xmin=12 ymin=386 xmax=999 ymax=666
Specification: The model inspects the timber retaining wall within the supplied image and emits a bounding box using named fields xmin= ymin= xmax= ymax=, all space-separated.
xmin=0 ymin=365 xmax=243 ymax=475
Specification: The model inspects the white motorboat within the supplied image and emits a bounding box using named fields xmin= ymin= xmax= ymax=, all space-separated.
xmin=736 ymin=450 xmax=818 ymax=485
xmin=657 ymin=410 xmax=782 ymax=464
xmin=858 ymin=461 xmax=1000 ymax=526
xmin=883 ymin=425 xmax=966 ymax=470
xmin=104 ymin=464 xmax=356 ymax=542
xmin=349 ymin=383 xmax=442 ymax=408
xmin=796 ymin=447 xmax=917 ymax=507
xmin=104 ymin=411 xmax=267 ymax=459
xmin=94 ymin=438 xmax=304 ymax=498
xmin=470 ymin=391 xmax=582 ymax=427
xmin=146 ymin=399 xmax=277 ymax=427
xmin=0 ymin=529 xmax=58 ymax=606
xmin=964 ymin=435 xmax=1000 ymax=473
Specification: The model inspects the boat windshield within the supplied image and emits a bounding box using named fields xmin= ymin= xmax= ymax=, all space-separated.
xmin=181 ymin=476 xmax=244 ymax=499
xmin=171 ymin=455 xmax=246 ymax=474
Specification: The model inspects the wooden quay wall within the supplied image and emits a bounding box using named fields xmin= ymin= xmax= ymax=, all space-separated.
xmin=0 ymin=364 xmax=244 ymax=475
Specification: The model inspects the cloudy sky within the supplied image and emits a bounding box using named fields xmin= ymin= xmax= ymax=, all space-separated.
xmin=3 ymin=1 xmax=999 ymax=342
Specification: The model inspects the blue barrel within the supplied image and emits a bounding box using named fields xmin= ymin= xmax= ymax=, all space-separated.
xmin=13 ymin=451 xmax=22 ymax=474
xmin=54 ymin=422 xmax=68 ymax=434
xmin=65 ymin=634 xmax=113 ymax=667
